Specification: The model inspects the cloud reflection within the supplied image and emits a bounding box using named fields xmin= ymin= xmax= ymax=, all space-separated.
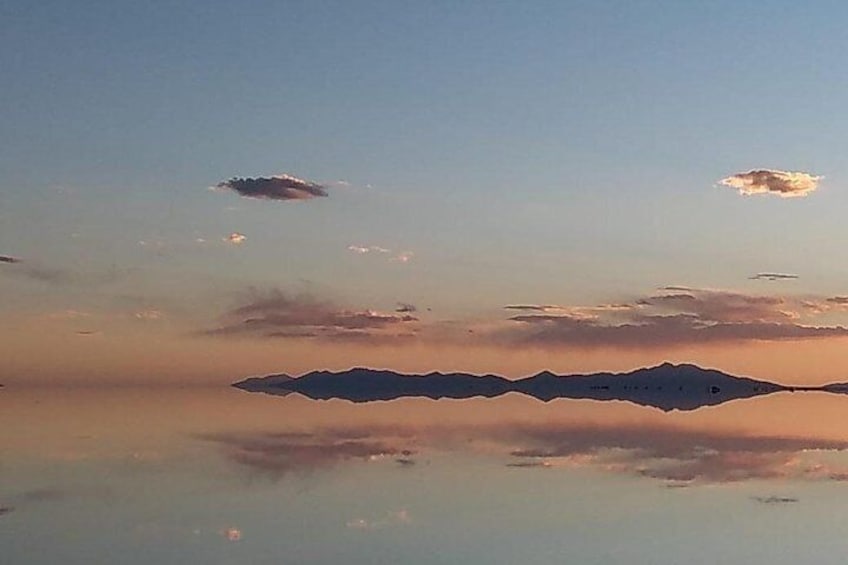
xmin=201 ymin=430 xmax=417 ymax=480
xmin=499 ymin=422 xmax=848 ymax=485
xmin=205 ymin=420 xmax=848 ymax=487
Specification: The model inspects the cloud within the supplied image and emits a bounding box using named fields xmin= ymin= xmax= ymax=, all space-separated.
xmin=225 ymin=232 xmax=247 ymax=245
xmin=216 ymin=174 xmax=328 ymax=201
xmin=493 ymin=288 xmax=848 ymax=349
xmin=395 ymin=303 xmax=418 ymax=313
xmin=347 ymin=246 xmax=414 ymax=264
xmin=347 ymin=245 xmax=391 ymax=254
xmin=222 ymin=527 xmax=242 ymax=542
xmin=504 ymin=304 xmax=568 ymax=313
xmin=752 ymin=496 xmax=798 ymax=504
xmin=0 ymin=506 xmax=14 ymax=517
xmin=719 ymin=169 xmax=822 ymax=198
xmin=206 ymin=289 xmax=419 ymax=342
xmin=134 ymin=309 xmax=165 ymax=321
xmin=504 ymin=303 xmax=631 ymax=320
xmin=393 ymin=251 xmax=414 ymax=263
xmin=827 ymin=296 xmax=848 ymax=306
xmin=506 ymin=461 xmax=553 ymax=468
xmin=749 ymin=273 xmax=799 ymax=281
xmin=0 ymin=255 xmax=22 ymax=264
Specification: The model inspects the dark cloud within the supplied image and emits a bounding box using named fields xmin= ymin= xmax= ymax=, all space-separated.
xmin=494 ymin=288 xmax=848 ymax=349
xmin=0 ymin=255 xmax=22 ymax=264
xmin=504 ymin=304 xmax=566 ymax=312
xmin=206 ymin=289 xmax=419 ymax=342
xmin=216 ymin=174 xmax=328 ymax=201
xmin=395 ymin=303 xmax=418 ymax=313
xmin=752 ymin=496 xmax=798 ymax=504
xmin=506 ymin=461 xmax=552 ymax=469
xmin=0 ymin=506 xmax=14 ymax=517
xmin=719 ymin=169 xmax=822 ymax=198
xmin=749 ymin=273 xmax=799 ymax=281
xmin=827 ymin=296 xmax=848 ymax=305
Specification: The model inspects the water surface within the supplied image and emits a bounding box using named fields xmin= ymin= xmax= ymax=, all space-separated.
xmin=3 ymin=386 xmax=848 ymax=564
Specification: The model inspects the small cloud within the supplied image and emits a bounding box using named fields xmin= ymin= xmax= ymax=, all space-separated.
xmin=393 ymin=251 xmax=414 ymax=263
xmin=719 ymin=169 xmax=822 ymax=198
xmin=750 ymin=273 xmax=799 ymax=281
xmin=75 ymin=330 xmax=100 ymax=336
xmin=504 ymin=304 xmax=569 ymax=313
xmin=752 ymin=496 xmax=798 ymax=505
xmin=395 ymin=303 xmax=418 ymax=314
xmin=0 ymin=506 xmax=14 ymax=517
xmin=658 ymin=285 xmax=695 ymax=292
xmin=506 ymin=461 xmax=553 ymax=469
xmin=346 ymin=518 xmax=372 ymax=530
xmin=0 ymin=255 xmax=22 ymax=264
xmin=827 ymin=296 xmax=848 ymax=306
xmin=134 ymin=309 xmax=164 ymax=321
xmin=225 ymin=233 xmax=247 ymax=245
xmin=222 ymin=527 xmax=242 ymax=541
xmin=395 ymin=458 xmax=416 ymax=466
xmin=347 ymin=245 xmax=391 ymax=254
xmin=215 ymin=174 xmax=328 ymax=201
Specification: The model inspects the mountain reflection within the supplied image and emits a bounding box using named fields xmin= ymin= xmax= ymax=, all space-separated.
xmin=234 ymin=362 xmax=844 ymax=411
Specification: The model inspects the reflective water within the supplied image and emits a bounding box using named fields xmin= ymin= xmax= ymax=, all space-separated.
xmin=4 ymin=386 xmax=848 ymax=564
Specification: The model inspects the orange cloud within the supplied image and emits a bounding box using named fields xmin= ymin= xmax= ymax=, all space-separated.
xmin=719 ymin=169 xmax=821 ymax=198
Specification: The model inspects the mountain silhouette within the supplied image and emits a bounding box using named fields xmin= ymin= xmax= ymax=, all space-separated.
xmin=231 ymin=362 xmax=822 ymax=411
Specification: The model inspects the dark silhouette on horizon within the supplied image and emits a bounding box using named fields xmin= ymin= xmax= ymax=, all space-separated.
xmin=233 ymin=362 xmax=848 ymax=411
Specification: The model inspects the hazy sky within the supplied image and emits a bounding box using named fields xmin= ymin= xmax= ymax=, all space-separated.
xmin=3 ymin=1 xmax=848 ymax=384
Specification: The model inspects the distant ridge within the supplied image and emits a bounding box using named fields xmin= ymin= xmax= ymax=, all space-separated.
xmin=231 ymin=363 xmax=830 ymax=411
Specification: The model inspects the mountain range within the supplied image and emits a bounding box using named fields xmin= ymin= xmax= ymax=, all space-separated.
xmin=232 ymin=362 xmax=840 ymax=411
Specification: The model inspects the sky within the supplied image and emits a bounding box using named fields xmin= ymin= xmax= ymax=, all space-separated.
xmin=3 ymin=1 xmax=848 ymax=384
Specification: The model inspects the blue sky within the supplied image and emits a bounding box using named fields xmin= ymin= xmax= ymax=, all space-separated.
xmin=3 ymin=1 xmax=848 ymax=382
